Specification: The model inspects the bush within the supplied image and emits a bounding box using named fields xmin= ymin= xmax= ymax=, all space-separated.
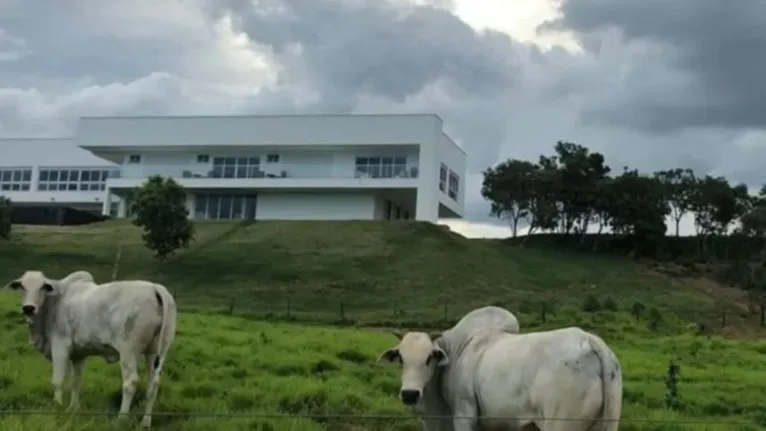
xmin=0 ymin=196 xmax=11 ymax=240
xmin=130 ymin=176 xmax=194 ymax=258
xmin=602 ymin=296 xmax=619 ymax=311
xmin=582 ymin=294 xmax=602 ymax=313
xmin=630 ymin=301 xmax=646 ymax=322
xmin=648 ymin=307 xmax=663 ymax=332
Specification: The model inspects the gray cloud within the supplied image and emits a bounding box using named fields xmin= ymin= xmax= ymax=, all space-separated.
xmin=1 ymin=0 xmax=766 ymax=234
xmin=544 ymin=0 xmax=766 ymax=132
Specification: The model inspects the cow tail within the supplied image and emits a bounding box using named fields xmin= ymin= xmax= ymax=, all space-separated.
xmin=152 ymin=284 xmax=177 ymax=379
xmin=587 ymin=334 xmax=622 ymax=431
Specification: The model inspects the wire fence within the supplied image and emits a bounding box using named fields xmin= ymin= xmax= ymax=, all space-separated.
xmin=0 ymin=409 xmax=757 ymax=425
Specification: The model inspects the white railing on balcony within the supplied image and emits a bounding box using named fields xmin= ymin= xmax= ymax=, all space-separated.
xmin=111 ymin=163 xmax=419 ymax=180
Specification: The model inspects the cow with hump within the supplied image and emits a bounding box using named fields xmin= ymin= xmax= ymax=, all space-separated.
xmin=4 ymin=270 xmax=178 ymax=429
xmin=378 ymin=305 xmax=622 ymax=431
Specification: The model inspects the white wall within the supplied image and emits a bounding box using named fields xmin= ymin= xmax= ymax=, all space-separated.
xmin=78 ymin=114 xmax=443 ymax=148
xmin=255 ymin=192 xmax=376 ymax=220
xmin=436 ymin=133 xmax=466 ymax=217
xmin=0 ymin=138 xmax=115 ymax=166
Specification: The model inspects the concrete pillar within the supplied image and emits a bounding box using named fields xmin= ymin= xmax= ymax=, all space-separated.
xmin=101 ymin=189 xmax=112 ymax=216
xmin=117 ymin=198 xmax=126 ymax=218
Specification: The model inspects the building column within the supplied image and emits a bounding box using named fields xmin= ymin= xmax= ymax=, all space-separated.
xmin=101 ymin=189 xmax=113 ymax=216
xmin=117 ymin=198 xmax=127 ymax=218
xmin=414 ymin=187 xmax=438 ymax=222
xmin=185 ymin=192 xmax=194 ymax=219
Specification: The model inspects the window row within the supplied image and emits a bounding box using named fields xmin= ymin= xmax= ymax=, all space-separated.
xmin=438 ymin=164 xmax=460 ymax=201
xmin=38 ymin=169 xmax=115 ymax=192
xmin=0 ymin=168 xmax=32 ymax=191
xmin=194 ymin=194 xmax=258 ymax=220
xmin=355 ymin=156 xmax=414 ymax=178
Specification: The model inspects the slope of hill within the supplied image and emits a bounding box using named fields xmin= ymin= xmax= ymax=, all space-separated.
xmin=0 ymin=220 xmax=758 ymax=334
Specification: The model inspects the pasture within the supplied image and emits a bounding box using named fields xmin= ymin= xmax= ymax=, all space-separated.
xmin=0 ymin=297 xmax=764 ymax=430
xmin=0 ymin=220 xmax=764 ymax=430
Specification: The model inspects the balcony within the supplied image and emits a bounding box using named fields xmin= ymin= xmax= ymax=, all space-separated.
xmin=111 ymin=162 xmax=420 ymax=181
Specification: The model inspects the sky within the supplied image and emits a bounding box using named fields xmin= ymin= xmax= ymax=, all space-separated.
xmin=1 ymin=0 xmax=765 ymax=238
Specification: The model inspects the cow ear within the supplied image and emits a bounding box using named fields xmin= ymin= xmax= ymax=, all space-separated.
xmin=377 ymin=348 xmax=401 ymax=363
xmin=41 ymin=282 xmax=56 ymax=295
xmin=430 ymin=348 xmax=449 ymax=367
xmin=428 ymin=331 xmax=442 ymax=341
xmin=4 ymin=280 xmax=21 ymax=290
xmin=391 ymin=330 xmax=405 ymax=340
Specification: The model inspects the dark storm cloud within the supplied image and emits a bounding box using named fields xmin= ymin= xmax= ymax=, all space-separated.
xmin=210 ymin=0 xmax=520 ymax=106
xmin=544 ymin=0 xmax=766 ymax=132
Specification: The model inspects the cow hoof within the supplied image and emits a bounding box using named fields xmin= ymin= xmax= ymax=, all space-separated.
xmin=140 ymin=417 xmax=152 ymax=428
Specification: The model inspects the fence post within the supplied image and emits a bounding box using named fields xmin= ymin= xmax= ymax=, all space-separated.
xmin=721 ymin=310 xmax=727 ymax=327
xmin=111 ymin=240 xmax=123 ymax=281
xmin=286 ymin=297 xmax=292 ymax=319
xmin=339 ymin=300 xmax=346 ymax=321
xmin=443 ymin=303 xmax=449 ymax=323
xmin=228 ymin=297 xmax=236 ymax=315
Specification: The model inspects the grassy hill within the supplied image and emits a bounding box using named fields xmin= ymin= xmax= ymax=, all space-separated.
xmin=0 ymin=220 xmax=765 ymax=430
xmin=0 ymin=220 xmax=759 ymax=333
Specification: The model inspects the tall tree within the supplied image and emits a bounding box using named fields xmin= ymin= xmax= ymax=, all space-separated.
xmin=606 ymin=168 xmax=670 ymax=256
xmin=481 ymin=160 xmax=538 ymax=237
xmin=552 ymin=141 xmax=611 ymax=238
xmin=654 ymin=168 xmax=696 ymax=237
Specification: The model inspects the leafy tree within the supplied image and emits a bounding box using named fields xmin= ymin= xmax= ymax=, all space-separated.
xmin=526 ymin=155 xmax=561 ymax=235
xmin=481 ymin=160 xmax=538 ymax=237
xmin=130 ymin=175 xmax=194 ymax=258
xmin=654 ymin=168 xmax=696 ymax=237
xmin=0 ymin=196 xmax=11 ymax=240
xmin=606 ymin=169 xmax=670 ymax=256
xmin=551 ymin=141 xmax=610 ymax=238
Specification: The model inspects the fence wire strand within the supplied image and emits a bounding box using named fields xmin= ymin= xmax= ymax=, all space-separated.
xmin=0 ymin=409 xmax=754 ymax=425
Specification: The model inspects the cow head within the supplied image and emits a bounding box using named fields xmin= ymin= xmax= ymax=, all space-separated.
xmin=4 ymin=271 xmax=57 ymax=320
xmin=377 ymin=330 xmax=448 ymax=406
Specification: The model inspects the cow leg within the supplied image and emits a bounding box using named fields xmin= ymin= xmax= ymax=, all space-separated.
xmin=117 ymin=353 xmax=140 ymax=420
xmin=452 ymin=404 xmax=479 ymax=431
xmin=66 ymin=359 xmax=86 ymax=411
xmin=49 ymin=340 xmax=71 ymax=406
xmin=140 ymin=354 xmax=160 ymax=428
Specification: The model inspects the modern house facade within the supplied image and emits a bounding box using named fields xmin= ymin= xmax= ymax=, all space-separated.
xmin=0 ymin=114 xmax=466 ymax=223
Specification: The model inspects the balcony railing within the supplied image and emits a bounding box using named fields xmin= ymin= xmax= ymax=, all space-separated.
xmin=111 ymin=163 xmax=419 ymax=180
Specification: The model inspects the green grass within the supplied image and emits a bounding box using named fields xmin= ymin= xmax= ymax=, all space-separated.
xmin=0 ymin=220 xmax=764 ymax=430
xmin=0 ymin=294 xmax=764 ymax=430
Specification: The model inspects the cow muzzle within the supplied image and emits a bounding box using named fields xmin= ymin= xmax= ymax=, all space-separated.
xmin=400 ymin=389 xmax=421 ymax=406
xmin=21 ymin=305 xmax=36 ymax=317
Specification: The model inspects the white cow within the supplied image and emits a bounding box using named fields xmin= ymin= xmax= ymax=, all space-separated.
xmin=4 ymin=270 xmax=178 ymax=429
xmin=379 ymin=325 xmax=622 ymax=431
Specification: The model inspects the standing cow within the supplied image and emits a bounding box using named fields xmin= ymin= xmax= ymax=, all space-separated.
xmin=4 ymin=270 xmax=177 ymax=428
xmin=386 ymin=305 xmax=520 ymax=431
xmin=379 ymin=324 xmax=622 ymax=431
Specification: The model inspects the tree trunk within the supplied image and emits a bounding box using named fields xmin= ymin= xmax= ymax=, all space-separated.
xmin=675 ymin=218 xmax=681 ymax=237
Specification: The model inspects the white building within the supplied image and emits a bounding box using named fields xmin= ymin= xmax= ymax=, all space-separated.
xmin=0 ymin=114 xmax=466 ymax=223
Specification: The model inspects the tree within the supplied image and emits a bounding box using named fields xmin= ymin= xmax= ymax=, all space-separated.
xmin=0 ymin=196 xmax=11 ymax=240
xmin=654 ymin=168 xmax=696 ymax=237
xmin=481 ymin=160 xmax=538 ymax=237
xmin=606 ymin=168 xmax=670 ymax=256
xmin=551 ymin=141 xmax=610 ymax=237
xmin=130 ymin=176 xmax=194 ymax=258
